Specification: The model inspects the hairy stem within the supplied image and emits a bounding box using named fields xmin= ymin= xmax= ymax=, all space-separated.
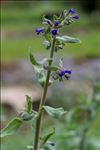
xmin=33 ymin=37 xmax=56 ymax=150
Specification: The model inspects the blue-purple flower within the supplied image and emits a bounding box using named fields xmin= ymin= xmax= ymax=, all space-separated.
xmin=58 ymin=69 xmax=72 ymax=80
xmin=35 ymin=28 xmax=43 ymax=35
xmin=67 ymin=8 xmax=76 ymax=15
xmin=54 ymin=20 xmax=59 ymax=27
xmin=51 ymin=29 xmax=58 ymax=36
xmin=67 ymin=8 xmax=79 ymax=20
xmin=73 ymin=15 xmax=79 ymax=19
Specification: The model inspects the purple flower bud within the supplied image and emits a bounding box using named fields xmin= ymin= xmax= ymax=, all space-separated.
xmin=58 ymin=69 xmax=72 ymax=80
xmin=47 ymin=20 xmax=52 ymax=26
xmin=51 ymin=29 xmax=58 ymax=36
xmin=73 ymin=15 xmax=79 ymax=19
xmin=54 ymin=20 xmax=59 ymax=26
xmin=68 ymin=8 xmax=76 ymax=15
xmin=35 ymin=28 xmax=43 ymax=35
xmin=64 ymin=70 xmax=72 ymax=74
xmin=58 ymin=70 xmax=65 ymax=77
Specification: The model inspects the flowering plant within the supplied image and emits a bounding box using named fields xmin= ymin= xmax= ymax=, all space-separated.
xmin=1 ymin=8 xmax=81 ymax=150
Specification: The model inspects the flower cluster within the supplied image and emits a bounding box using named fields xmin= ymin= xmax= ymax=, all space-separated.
xmin=58 ymin=69 xmax=72 ymax=81
xmin=67 ymin=8 xmax=79 ymax=19
xmin=52 ymin=68 xmax=72 ymax=81
xmin=58 ymin=69 xmax=72 ymax=79
xmin=35 ymin=8 xmax=79 ymax=37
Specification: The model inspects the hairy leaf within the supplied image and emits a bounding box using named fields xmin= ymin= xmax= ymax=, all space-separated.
xmin=43 ymin=106 xmax=67 ymax=119
xmin=0 ymin=118 xmax=22 ymax=138
xmin=56 ymin=35 xmax=81 ymax=43
xmin=30 ymin=53 xmax=52 ymax=66
xmin=19 ymin=111 xmax=38 ymax=121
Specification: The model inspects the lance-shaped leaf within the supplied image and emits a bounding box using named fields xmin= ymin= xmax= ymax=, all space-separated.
xmin=40 ymin=129 xmax=55 ymax=147
xmin=0 ymin=117 xmax=22 ymax=138
xmin=30 ymin=52 xmax=52 ymax=66
xmin=30 ymin=52 xmax=40 ymax=66
xmin=43 ymin=106 xmax=67 ymax=119
xmin=56 ymin=35 xmax=81 ymax=43
xmin=26 ymin=95 xmax=32 ymax=113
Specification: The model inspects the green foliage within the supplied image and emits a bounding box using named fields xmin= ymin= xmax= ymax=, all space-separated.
xmin=40 ymin=129 xmax=55 ymax=147
xmin=26 ymin=95 xmax=33 ymax=113
xmin=30 ymin=52 xmax=54 ymax=87
xmin=1 ymin=95 xmax=38 ymax=138
xmin=0 ymin=118 xmax=22 ymax=138
xmin=19 ymin=111 xmax=38 ymax=122
xmin=43 ymin=106 xmax=67 ymax=119
xmin=56 ymin=35 xmax=81 ymax=43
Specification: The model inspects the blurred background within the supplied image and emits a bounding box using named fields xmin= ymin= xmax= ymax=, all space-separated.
xmin=1 ymin=1 xmax=100 ymax=150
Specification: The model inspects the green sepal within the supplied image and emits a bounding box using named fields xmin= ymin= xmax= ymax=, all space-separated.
xmin=53 ymin=14 xmax=59 ymax=21
xmin=43 ymin=106 xmax=67 ymax=119
xmin=56 ymin=35 xmax=81 ymax=43
xmin=0 ymin=117 xmax=22 ymax=138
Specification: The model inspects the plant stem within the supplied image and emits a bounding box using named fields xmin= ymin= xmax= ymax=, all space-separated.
xmin=33 ymin=37 xmax=56 ymax=150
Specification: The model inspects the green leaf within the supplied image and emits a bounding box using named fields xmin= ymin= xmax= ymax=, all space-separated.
xmin=56 ymin=35 xmax=81 ymax=43
xmin=34 ymin=66 xmax=46 ymax=87
xmin=19 ymin=111 xmax=38 ymax=121
xmin=41 ymin=129 xmax=55 ymax=146
xmin=30 ymin=52 xmax=40 ymax=66
xmin=0 ymin=118 xmax=22 ymax=138
xmin=26 ymin=95 xmax=32 ymax=113
xmin=30 ymin=53 xmax=53 ymax=87
xmin=30 ymin=53 xmax=52 ymax=66
xmin=43 ymin=106 xmax=67 ymax=119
